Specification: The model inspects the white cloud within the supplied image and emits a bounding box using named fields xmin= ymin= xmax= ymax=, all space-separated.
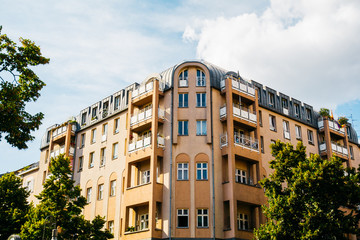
xmin=186 ymin=0 xmax=360 ymax=110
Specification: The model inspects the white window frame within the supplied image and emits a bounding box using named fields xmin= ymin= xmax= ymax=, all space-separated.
xmin=179 ymin=93 xmax=188 ymax=108
xmin=308 ymin=130 xmax=314 ymax=144
xmin=112 ymin=142 xmax=118 ymax=159
xmin=268 ymin=92 xmax=275 ymax=107
xmin=269 ymin=115 xmax=276 ymax=131
xmin=100 ymin=148 xmax=106 ymax=167
xmin=177 ymin=163 xmax=189 ymax=180
xmin=295 ymin=125 xmax=302 ymax=140
xmin=80 ymin=133 xmax=85 ymax=148
xmin=294 ymin=104 xmax=300 ymax=117
xmin=140 ymin=214 xmax=149 ymax=230
xmin=235 ymin=169 xmax=247 ymax=184
xmin=306 ymin=108 xmax=312 ymax=121
xmin=178 ymin=120 xmax=189 ymax=136
xmin=196 ymin=120 xmax=207 ymax=136
xmin=350 ymin=146 xmax=354 ymax=159
xmin=102 ymin=124 xmax=108 ymax=142
xmin=114 ymin=118 xmax=120 ymax=134
xmin=179 ymin=70 xmax=188 ymax=87
xmin=89 ymin=152 xmax=94 ymax=168
xmin=86 ymin=187 xmax=92 ymax=203
xmin=114 ymin=96 xmax=120 ymax=110
xmin=141 ymin=170 xmax=150 ymax=184
xmin=91 ymin=128 xmax=96 ymax=143
xmin=98 ymin=184 xmax=104 ymax=200
xmin=78 ymin=156 xmax=83 ymax=172
xmin=177 ymin=209 xmax=189 ymax=228
xmin=81 ymin=112 xmax=87 ymax=125
xmin=283 ymin=120 xmax=290 ymax=139
xmin=196 ymin=70 xmax=206 ymax=86
xmin=196 ymin=163 xmax=208 ymax=180
xmin=196 ymin=93 xmax=206 ymax=107
xmin=110 ymin=180 xmax=116 ymax=196
xmin=197 ymin=209 xmax=209 ymax=228
xmin=237 ymin=213 xmax=249 ymax=230
xmin=108 ymin=221 xmax=114 ymax=233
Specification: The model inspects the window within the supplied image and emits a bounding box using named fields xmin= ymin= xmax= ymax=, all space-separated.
xmin=102 ymin=124 xmax=108 ymax=142
xmin=269 ymin=115 xmax=276 ymax=131
xmin=196 ymin=93 xmax=206 ymax=107
xmin=260 ymin=136 xmax=264 ymax=153
xmin=110 ymin=180 xmax=116 ymax=196
xmin=259 ymin=110 xmax=263 ymax=127
xmin=282 ymin=98 xmax=288 ymax=109
xmin=114 ymin=96 xmax=120 ymax=110
xmin=178 ymin=120 xmax=189 ymax=136
xmin=295 ymin=125 xmax=302 ymax=140
xmin=179 ymin=93 xmax=188 ymax=108
xmin=112 ymin=142 xmax=118 ymax=159
xmin=86 ymin=187 xmax=92 ymax=203
xmin=196 ymin=120 xmax=207 ymax=136
xmin=177 ymin=209 xmax=189 ymax=228
xmin=197 ymin=209 xmax=209 ymax=228
xmin=89 ymin=152 xmax=94 ymax=168
xmin=91 ymin=128 xmax=96 ymax=143
xmin=81 ymin=112 xmax=87 ymax=125
xmin=347 ymin=127 xmax=351 ymax=138
xmin=196 ymin=70 xmax=206 ymax=86
xmin=235 ymin=169 xmax=247 ymax=184
xmin=271 ymin=140 xmax=276 ymax=156
xmin=268 ymin=92 xmax=275 ymax=107
xmin=92 ymin=107 xmax=97 ymax=119
xmin=283 ymin=120 xmax=290 ymax=139
xmin=237 ymin=213 xmax=249 ymax=230
xmin=98 ymin=184 xmax=104 ymax=200
xmin=196 ymin=163 xmax=208 ymax=180
xmin=307 ymin=130 xmax=314 ymax=144
xmin=140 ymin=214 xmax=149 ymax=230
xmin=141 ymin=170 xmax=150 ymax=184
xmin=179 ymin=70 xmax=188 ymax=87
xmin=100 ymin=148 xmax=106 ymax=167
xmin=80 ymin=133 xmax=85 ymax=148
xmin=78 ymin=156 xmax=83 ymax=172
xmin=294 ymin=103 xmax=300 ymax=117
xmin=177 ymin=163 xmax=189 ymax=180
xmin=108 ymin=221 xmax=114 ymax=234
xmin=350 ymin=146 xmax=354 ymax=160
xmin=114 ymin=118 xmax=120 ymax=134
xmin=306 ymin=108 xmax=312 ymax=121
xmin=25 ymin=179 xmax=34 ymax=193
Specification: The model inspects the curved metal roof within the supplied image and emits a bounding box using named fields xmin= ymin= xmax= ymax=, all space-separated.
xmin=159 ymin=60 xmax=227 ymax=90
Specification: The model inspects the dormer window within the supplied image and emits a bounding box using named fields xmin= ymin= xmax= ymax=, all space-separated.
xmin=268 ymin=92 xmax=275 ymax=107
xmin=81 ymin=112 xmax=87 ymax=125
xmin=282 ymin=98 xmax=288 ymax=109
xmin=306 ymin=108 xmax=312 ymax=121
xmin=179 ymin=70 xmax=188 ymax=87
xmin=294 ymin=104 xmax=300 ymax=117
xmin=114 ymin=96 xmax=120 ymax=110
xmin=196 ymin=70 xmax=205 ymax=86
xmin=92 ymin=107 xmax=97 ymax=119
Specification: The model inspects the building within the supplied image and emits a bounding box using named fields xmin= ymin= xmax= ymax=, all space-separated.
xmin=22 ymin=60 xmax=360 ymax=239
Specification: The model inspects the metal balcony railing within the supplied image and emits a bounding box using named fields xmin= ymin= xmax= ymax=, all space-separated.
xmin=319 ymin=142 xmax=348 ymax=156
xmin=318 ymin=118 xmax=345 ymax=135
xmin=234 ymin=132 xmax=259 ymax=151
xmin=220 ymin=76 xmax=256 ymax=97
xmin=132 ymin=81 xmax=154 ymax=99
xmin=232 ymin=104 xmax=257 ymax=123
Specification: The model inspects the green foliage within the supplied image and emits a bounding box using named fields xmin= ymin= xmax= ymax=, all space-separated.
xmin=319 ymin=108 xmax=330 ymax=117
xmin=21 ymin=154 xmax=113 ymax=239
xmin=0 ymin=172 xmax=29 ymax=239
xmin=255 ymin=141 xmax=360 ymax=240
xmin=0 ymin=25 xmax=49 ymax=149
xmin=338 ymin=117 xmax=348 ymax=126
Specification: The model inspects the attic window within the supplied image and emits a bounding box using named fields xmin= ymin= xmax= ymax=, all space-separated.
xmin=268 ymin=92 xmax=275 ymax=107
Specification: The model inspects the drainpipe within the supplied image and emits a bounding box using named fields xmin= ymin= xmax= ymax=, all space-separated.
xmin=210 ymin=88 xmax=216 ymax=240
xmin=169 ymin=86 xmax=174 ymax=240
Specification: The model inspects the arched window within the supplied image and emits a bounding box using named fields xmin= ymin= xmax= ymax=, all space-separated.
xmin=179 ymin=70 xmax=188 ymax=87
xmin=196 ymin=70 xmax=205 ymax=86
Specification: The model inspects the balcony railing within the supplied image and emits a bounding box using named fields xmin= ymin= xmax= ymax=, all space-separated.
xmin=52 ymin=125 xmax=76 ymax=138
xmin=220 ymin=105 xmax=227 ymax=119
xmin=234 ymin=132 xmax=259 ymax=151
xmin=179 ymin=77 xmax=188 ymax=87
xmin=158 ymin=136 xmax=165 ymax=148
xmin=220 ymin=134 xmax=228 ymax=148
xmin=283 ymin=107 xmax=289 ymax=115
xmin=131 ymin=107 xmax=152 ymax=126
xmin=220 ymin=77 xmax=255 ymax=97
xmin=129 ymin=136 xmax=152 ymax=153
xmin=232 ymin=104 xmax=257 ymax=123
xmin=132 ymin=81 xmax=154 ymax=99
xmin=319 ymin=142 xmax=348 ymax=156
xmin=318 ymin=119 xmax=345 ymax=135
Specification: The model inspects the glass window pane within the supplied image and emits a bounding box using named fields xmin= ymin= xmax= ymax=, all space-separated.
xmin=184 ymin=121 xmax=188 ymax=135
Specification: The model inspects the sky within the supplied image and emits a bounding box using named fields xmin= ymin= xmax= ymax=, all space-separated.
xmin=0 ymin=0 xmax=359 ymax=174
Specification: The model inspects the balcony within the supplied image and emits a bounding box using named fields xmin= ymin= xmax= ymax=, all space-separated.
xmin=234 ymin=133 xmax=259 ymax=152
xmin=131 ymin=108 xmax=153 ymax=126
xmin=318 ymin=119 xmax=345 ymax=136
xmin=319 ymin=142 xmax=348 ymax=157
xmin=220 ymin=77 xmax=256 ymax=97
xmin=232 ymin=104 xmax=257 ymax=123
xmin=129 ymin=136 xmax=152 ymax=153
xmin=132 ymin=81 xmax=154 ymax=100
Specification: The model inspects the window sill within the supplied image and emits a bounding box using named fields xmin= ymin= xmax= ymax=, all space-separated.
xmin=270 ymin=128 xmax=277 ymax=132
xmin=196 ymin=106 xmax=206 ymax=108
xmin=177 ymin=227 xmax=189 ymax=229
xmin=124 ymin=228 xmax=149 ymax=235
xmin=178 ymin=134 xmax=189 ymax=136
xmin=178 ymin=106 xmax=189 ymax=108
xmin=196 ymin=179 xmax=208 ymax=181
xmin=196 ymin=134 xmax=207 ymax=136
xmin=308 ymin=141 xmax=314 ymax=145
xmin=177 ymin=179 xmax=189 ymax=181
xmin=197 ymin=226 xmax=209 ymax=229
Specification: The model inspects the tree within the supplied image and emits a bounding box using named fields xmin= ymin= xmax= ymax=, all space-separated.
xmin=0 ymin=26 xmax=49 ymax=149
xmin=255 ymin=141 xmax=360 ymax=240
xmin=0 ymin=172 xmax=29 ymax=238
xmin=21 ymin=154 xmax=113 ymax=239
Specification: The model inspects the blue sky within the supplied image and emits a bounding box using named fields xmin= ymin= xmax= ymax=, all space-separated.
xmin=1 ymin=0 xmax=359 ymax=173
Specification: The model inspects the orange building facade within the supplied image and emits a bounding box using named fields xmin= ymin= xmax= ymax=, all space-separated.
xmin=19 ymin=60 xmax=360 ymax=239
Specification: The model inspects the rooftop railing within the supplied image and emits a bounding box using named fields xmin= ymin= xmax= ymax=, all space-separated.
xmin=220 ymin=76 xmax=255 ymax=97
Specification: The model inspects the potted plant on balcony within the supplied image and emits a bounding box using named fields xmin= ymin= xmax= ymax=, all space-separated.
xmin=338 ymin=116 xmax=348 ymax=126
xmin=319 ymin=108 xmax=330 ymax=118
